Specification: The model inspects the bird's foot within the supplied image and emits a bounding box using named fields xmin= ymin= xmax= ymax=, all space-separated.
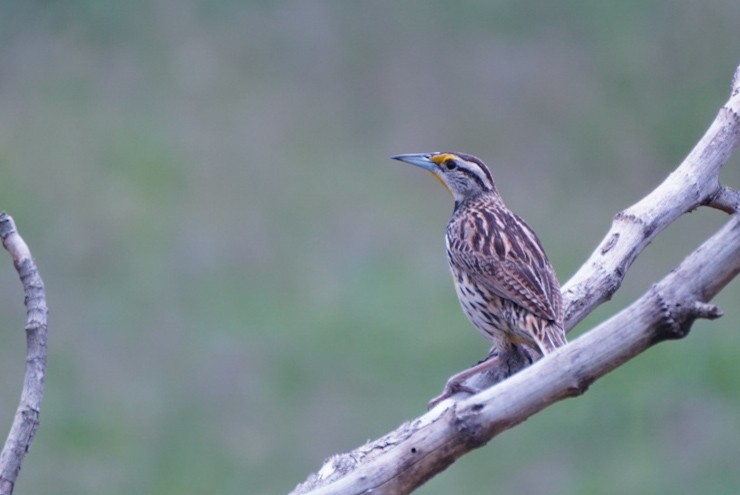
xmin=426 ymin=354 xmax=504 ymax=409
xmin=426 ymin=346 xmax=537 ymax=409
xmin=427 ymin=379 xmax=479 ymax=409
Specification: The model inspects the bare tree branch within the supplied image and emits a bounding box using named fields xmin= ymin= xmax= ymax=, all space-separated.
xmin=708 ymin=185 xmax=740 ymax=214
xmin=0 ymin=212 xmax=49 ymax=495
xmin=561 ymin=68 xmax=740 ymax=330
xmin=290 ymin=64 xmax=740 ymax=495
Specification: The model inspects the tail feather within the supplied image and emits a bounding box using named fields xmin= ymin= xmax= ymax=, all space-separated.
xmin=537 ymin=322 xmax=567 ymax=355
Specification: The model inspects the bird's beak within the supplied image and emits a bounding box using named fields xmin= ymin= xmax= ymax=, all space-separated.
xmin=390 ymin=153 xmax=437 ymax=172
xmin=391 ymin=152 xmax=452 ymax=195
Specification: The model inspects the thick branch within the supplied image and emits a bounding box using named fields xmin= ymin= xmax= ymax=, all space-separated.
xmin=0 ymin=212 xmax=49 ymax=495
xmin=292 ymin=214 xmax=740 ymax=495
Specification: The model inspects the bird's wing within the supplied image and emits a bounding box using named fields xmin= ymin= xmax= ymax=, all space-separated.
xmin=447 ymin=208 xmax=563 ymax=323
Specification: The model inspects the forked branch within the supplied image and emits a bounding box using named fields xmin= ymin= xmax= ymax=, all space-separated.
xmin=561 ymin=68 xmax=740 ymax=329
xmin=0 ymin=212 xmax=49 ymax=495
xmin=290 ymin=64 xmax=740 ymax=494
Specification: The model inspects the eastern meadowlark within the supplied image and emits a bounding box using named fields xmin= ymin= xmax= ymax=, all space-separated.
xmin=392 ymin=152 xmax=566 ymax=406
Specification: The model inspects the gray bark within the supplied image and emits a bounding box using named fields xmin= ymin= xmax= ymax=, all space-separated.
xmin=0 ymin=213 xmax=49 ymax=495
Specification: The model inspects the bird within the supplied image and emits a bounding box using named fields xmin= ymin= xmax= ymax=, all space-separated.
xmin=391 ymin=152 xmax=566 ymax=406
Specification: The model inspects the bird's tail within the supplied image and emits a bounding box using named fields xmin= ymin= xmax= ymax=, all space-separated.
xmin=537 ymin=321 xmax=567 ymax=355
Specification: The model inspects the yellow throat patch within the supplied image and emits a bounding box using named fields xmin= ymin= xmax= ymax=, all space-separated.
xmin=430 ymin=172 xmax=451 ymax=194
xmin=427 ymin=153 xmax=455 ymax=195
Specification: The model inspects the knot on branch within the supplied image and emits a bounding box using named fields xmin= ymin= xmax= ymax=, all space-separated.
xmin=614 ymin=211 xmax=657 ymax=238
xmin=453 ymin=411 xmax=489 ymax=450
xmin=652 ymin=286 xmax=684 ymax=341
xmin=651 ymin=286 xmax=723 ymax=342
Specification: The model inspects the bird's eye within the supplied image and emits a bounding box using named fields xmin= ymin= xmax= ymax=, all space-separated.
xmin=445 ymin=159 xmax=457 ymax=170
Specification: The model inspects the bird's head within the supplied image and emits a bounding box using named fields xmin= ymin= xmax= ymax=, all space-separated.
xmin=391 ymin=152 xmax=496 ymax=203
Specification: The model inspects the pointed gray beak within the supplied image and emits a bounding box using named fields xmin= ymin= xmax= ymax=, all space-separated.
xmin=390 ymin=153 xmax=437 ymax=172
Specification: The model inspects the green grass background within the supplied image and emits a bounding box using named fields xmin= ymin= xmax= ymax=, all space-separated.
xmin=1 ymin=1 xmax=739 ymax=494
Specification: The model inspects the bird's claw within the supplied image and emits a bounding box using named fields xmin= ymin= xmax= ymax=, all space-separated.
xmin=427 ymin=380 xmax=479 ymax=409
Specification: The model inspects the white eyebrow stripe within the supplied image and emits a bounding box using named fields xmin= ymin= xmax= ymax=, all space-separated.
xmin=459 ymin=159 xmax=492 ymax=189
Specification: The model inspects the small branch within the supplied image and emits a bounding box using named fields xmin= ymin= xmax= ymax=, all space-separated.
xmin=689 ymin=301 xmax=723 ymax=320
xmin=291 ymin=214 xmax=740 ymax=495
xmin=707 ymin=186 xmax=740 ymax=214
xmin=0 ymin=212 xmax=49 ymax=495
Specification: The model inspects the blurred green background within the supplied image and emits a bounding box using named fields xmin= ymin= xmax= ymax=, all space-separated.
xmin=1 ymin=1 xmax=739 ymax=494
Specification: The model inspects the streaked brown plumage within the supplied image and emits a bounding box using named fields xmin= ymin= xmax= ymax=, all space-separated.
xmin=445 ymin=190 xmax=565 ymax=354
xmin=392 ymin=152 xmax=566 ymax=404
